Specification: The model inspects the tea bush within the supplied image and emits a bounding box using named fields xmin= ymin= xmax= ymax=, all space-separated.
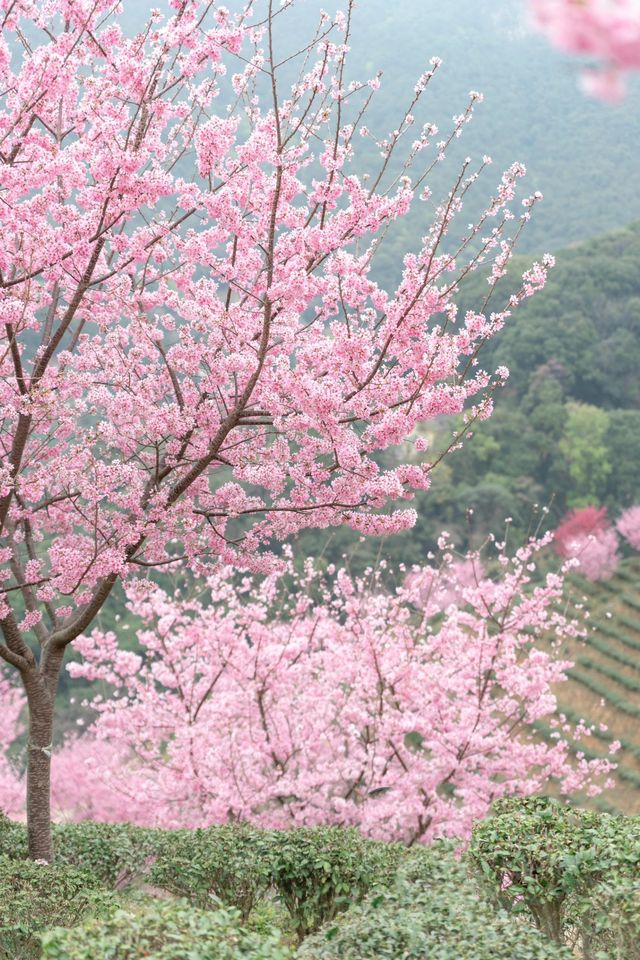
xmin=150 ymin=825 xmax=272 ymax=920
xmin=0 ymin=855 xmax=113 ymax=960
xmin=53 ymin=821 xmax=159 ymax=888
xmin=0 ymin=812 xmax=27 ymax=860
xmin=41 ymin=899 xmax=292 ymax=960
xmin=584 ymin=877 xmax=640 ymax=960
xmin=298 ymin=845 xmax=571 ymax=960
xmin=150 ymin=825 xmax=403 ymax=938
xmin=261 ymin=827 xmax=404 ymax=941
xmin=470 ymin=796 xmax=640 ymax=951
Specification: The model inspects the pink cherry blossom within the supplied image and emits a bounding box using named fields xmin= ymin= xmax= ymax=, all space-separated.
xmin=0 ymin=0 xmax=553 ymax=859
xmin=53 ymin=537 xmax=613 ymax=844
xmin=554 ymin=507 xmax=620 ymax=581
xmin=616 ymin=505 xmax=640 ymax=549
xmin=530 ymin=0 xmax=640 ymax=100
xmin=0 ymin=672 xmax=25 ymax=818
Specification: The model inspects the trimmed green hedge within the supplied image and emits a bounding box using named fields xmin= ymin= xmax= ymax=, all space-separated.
xmin=150 ymin=825 xmax=403 ymax=939
xmin=595 ymin=620 xmax=640 ymax=652
xmin=150 ymin=825 xmax=272 ymax=921
xmin=576 ymin=655 xmax=640 ymax=694
xmin=41 ymin=900 xmax=292 ymax=960
xmin=0 ymin=811 xmax=27 ymax=860
xmin=584 ymin=877 xmax=640 ymax=960
xmin=53 ymin=821 xmax=159 ymax=889
xmin=470 ymin=797 xmax=640 ymax=954
xmin=0 ymin=855 xmax=113 ymax=960
xmin=261 ymin=827 xmax=403 ymax=941
xmin=568 ymin=667 xmax=640 ymax=718
xmin=299 ymin=843 xmax=571 ymax=960
xmin=5 ymin=808 xmax=640 ymax=959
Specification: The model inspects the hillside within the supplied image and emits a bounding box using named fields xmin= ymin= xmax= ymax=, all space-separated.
xmin=543 ymin=557 xmax=640 ymax=815
xmin=117 ymin=0 xmax=640 ymax=268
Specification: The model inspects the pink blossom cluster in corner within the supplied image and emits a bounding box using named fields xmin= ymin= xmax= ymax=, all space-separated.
xmin=530 ymin=0 xmax=640 ymax=101
xmin=42 ymin=537 xmax=613 ymax=843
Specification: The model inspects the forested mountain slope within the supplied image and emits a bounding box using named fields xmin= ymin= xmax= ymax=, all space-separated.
xmin=118 ymin=0 xmax=640 ymax=264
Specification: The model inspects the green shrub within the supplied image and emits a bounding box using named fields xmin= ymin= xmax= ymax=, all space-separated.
xmin=0 ymin=855 xmax=113 ymax=960
xmin=470 ymin=796 xmax=640 ymax=949
xmin=150 ymin=824 xmax=271 ymax=921
xmin=582 ymin=877 xmax=640 ymax=960
xmin=150 ymin=825 xmax=402 ymax=938
xmin=398 ymin=839 xmax=468 ymax=886
xmin=41 ymin=899 xmax=293 ymax=960
xmin=262 ymin=827 xmax=403 ymax=941
xmin=0 ymin=812 xmax=28 ymax=860
xmin=299 ymin=847 xmax=571 ymax=960
xmin=53 ymin=821 xmax=159 ymax=888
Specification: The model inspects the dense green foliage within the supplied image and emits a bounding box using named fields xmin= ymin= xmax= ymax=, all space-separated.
xmin=41 ymin=901 xmax=292 ymax=960
xmin=52 ymin=821 xmax=158 ymax=889
xmin=299 ymin=842 xmax=571 ymax=960
xmin=2 ymin=811 xmax=640 ymax=959
xmin=0 ymin=856 xmax=113 ymax=960
xmin=421 ymin=221 xmax=640 ymax=540
xmin=150 ymin=825 xmax=402 ymax=939
xmin=150 ymin=825 xmax=272 ymax=921
xmin=587 ymin=877 xmax=640 ymax=960
xmin=255 ymin=828 xmax=402 ymax=941
xmin=0 ymin=811 xmax=27 ymax=860
xmin=470 ymin=796 xmax=640 ymax=952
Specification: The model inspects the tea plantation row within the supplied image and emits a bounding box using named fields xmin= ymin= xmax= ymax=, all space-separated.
xmin=1 ymin=797 xmax=639 ymax=959
xmin=558 ymin=556 xmax=640 ymax=814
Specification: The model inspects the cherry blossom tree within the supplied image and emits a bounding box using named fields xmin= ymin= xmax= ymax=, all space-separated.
xmin=530 ymin=0 xmax=640 ymax=101
xmin=554 ymin=507 xmax=620 ymax=581
xmin=0 ymin=0 xmax=550 ymax=860
xmin=59 ymin=537 xmax=614 ymax=844
xmin=616 ymin=505 xmax=640 ymax=550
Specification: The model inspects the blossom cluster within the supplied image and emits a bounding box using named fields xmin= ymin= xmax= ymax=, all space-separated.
xmin=0 ymin=0 xmax=551 ymax=654
xmin=45 ymin=538 xmax=613 ymax=843
xmin=530 ymin=0 xmax=640 ymax=101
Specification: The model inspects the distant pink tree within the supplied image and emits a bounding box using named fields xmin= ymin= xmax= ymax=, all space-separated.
xmin=61 ymin=537 xmax=614 ymax=844
xmin=530 ymin=0 xmax=640 ymax=101
xmin=554 ymin=507 xmax=619 ymax=581
xmin=0 ymin=0 xmax=550 ymax=859
xmin=617 ymin=506 xmax=640 ymax=550
xmin=555 ymin=506 xmax=611 ymax=545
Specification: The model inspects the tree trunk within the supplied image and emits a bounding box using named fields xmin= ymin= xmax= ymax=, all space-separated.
xmin=532 ymin=900 xmax=565 ymax=945
xmin=24 ymin=648 xmax=63 ymax=862
xmin=26 ymin=693 xmax=55 ymax=861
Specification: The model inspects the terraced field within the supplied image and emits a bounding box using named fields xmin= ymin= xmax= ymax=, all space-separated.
xmin=549 ymin=556 xmax=640 ymax=814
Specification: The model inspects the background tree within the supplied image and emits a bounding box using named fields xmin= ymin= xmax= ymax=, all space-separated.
xmin=617 ymin=505 xmax=640 ymax=549
xmin=554 ymin=506 xmax=620 ymax=581
xmin=50 ymin=538 xmax=616 ymax=843
xmin=558 ymin=404 xmax=612 ymax=508
xmin=0 ymin=0 xmax=546 ymax=859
